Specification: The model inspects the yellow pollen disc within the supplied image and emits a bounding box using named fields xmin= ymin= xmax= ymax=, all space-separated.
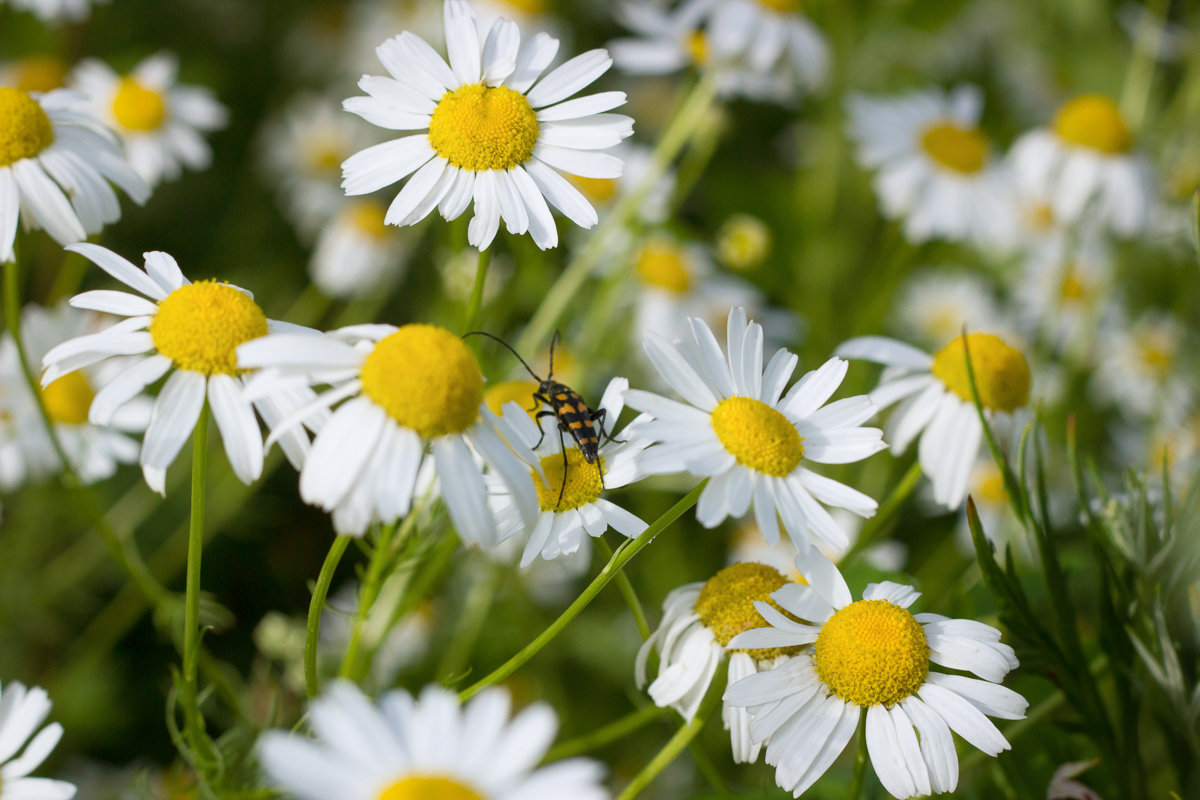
xmin=1052 ymin=94 xmax=1131 ymax=155
xmin=717 ymin=214 xmax=771 ymax=271
xmin=532 ymin=448 xmax=603 ymax=511
xmin=13 ymin=57 xmax=67 ymax=93
xmin=635 ymin=240 xmax=692 ymax=294
xmin=427 ymin=83 xmax=539 ymax=172
xmin=1058 ymin=267 xmax=1090 ymax=302
xmin=0 ymin=88 xmax=54 ymax=167
xmin=571 ymin=174 xmax=618 ymax=204
xmin=346 ymin=200 xmax=389 ymax=239
xmin=686 ymin=31 xmax=710 ymax=66
xmin=1025 ymin=202 xmax=1055 ymax=231
xmin=484 ymin=379 xmax=540 ymax=419
xmin=919 ymin=121 xmax=988 ymax=174
xmin=930 ymin=333 xmax=1031 ymax=413
xmin=360 ymin=324 xmax=483 ymax=437
xmin=41 ymin=370 xmax=94 ymax=426
xmin=498 ymin=0 xmax=545 ymax=12
xmin=305 ymin=139 xmax=345 ymax=174
xmin=758 ymin=0 xmax=797 ymax=11
xmin=814 ymin=599 xmax=929 ymax=708
xmin=696 ymin=562 xmax=805 ymax=660
xmin=974 ymin=463 xmax=1008 ymax=506
xmin=150 ymin=281 xmax=269 ymax=376
xmin=1136 ymin=332 xmax=1174 ymax=374
xmin=711 ymin=396 xmax=804 ymax=477
xmin=111 ymin=77 xmax=167 ymax=132
xmin=376 ymin=775 xmax=485 ymax=800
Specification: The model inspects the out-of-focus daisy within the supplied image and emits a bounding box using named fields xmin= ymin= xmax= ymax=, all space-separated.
xmin=846 ymin=85 xmax=1016 ymax=247
xmin=0 ymin=87 xmax=148 ymax=263
xmin=637 ymin=562 xmax=805 ymax=763
xmin=610 ymin=0 xmax=715 ymax=80
xmin=0 ymin=56 xmax=69 ymax=93
xmin=488 ymin=377 xmax=649 ymax=567
xmin=41 ymin=243 xmax=309 ymax=494
xmin=238 ymin=323 xmax=538 ymax=542
xmin=716 ymin=213 xmax=771 ymax=271
xmin=838 ymin=332 xmax=1031 ymax=509
xmin=627 ymin=307 xmax=884 ymax=554
xmin=893 ymin=271 xmax=1004 ymax=351
xmin=2 ymin=0 xmax=104 ymax=22
xmin=258 ymin=681 xmax=608 ymax=800
xmin=68 ymin=53 xmax=228 ymax=188
xmin=1010 ymin=93 xmax=1154 ymax=237
xmin=0 ymin=304 xmax=149 ymax=485
xmin=567 ymin=142 xmax=675 ymax=226
xmin=1014 ymin=232 xmax=1111 ymax=354
xmin=309 ymin=198 xmax=412 ymax=298
xmin=0 ymin=680 xmax=76 ymax=800
xmin=725 ymin=551 xmax=1027 ymax=799
xmin=342 ymin=0 xmax=634 ymax=250
xmin=1091 ymin=309 xmax=1189 ymax=420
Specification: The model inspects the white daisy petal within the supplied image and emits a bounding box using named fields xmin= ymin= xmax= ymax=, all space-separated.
xmin=140 ymin=369 xmax=207 ymax=494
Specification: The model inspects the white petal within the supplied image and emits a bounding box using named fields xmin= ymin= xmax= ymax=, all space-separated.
xmin=141 ymin=370 xmax=206 ymax=494
xmin=208 ymin=374 xmax=263 ymax=485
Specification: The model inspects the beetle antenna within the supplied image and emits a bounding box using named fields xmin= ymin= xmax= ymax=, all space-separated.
xmin=549 ymin=329 xmax=561 ymax=379
xmin=463 ymin=331 xmax=542 ymax=382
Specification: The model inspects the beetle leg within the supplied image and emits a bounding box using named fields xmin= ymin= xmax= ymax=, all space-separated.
xmin=592 ymin=407 xmax=627 ymax=445
xmin=556 ymin=425 xmax=569 ymax=510
xmin=532 ymin=409 xmax=556 ymax=449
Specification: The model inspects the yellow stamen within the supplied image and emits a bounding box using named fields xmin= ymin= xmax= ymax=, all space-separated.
xmin=974 ymin=463 xmax=1008 ymax=506
xmin=0 ymin=88 xmax=54 ymax=167
xmin=484 ymin=379 xmax=540 ymax=419
xmin=1136 ymin=330 xmax=1175 ymax=374
xmin=345 ymin=200 xmax=389 ymax=239
xmin=920 ymin=121 xmax=988 ymax=174
xmin=571 ymin=175 xmax=618 ymax=204
xmin=41 ymin=370 xmax=94 ymax=426
xmin=377 ymin=775 xmax=485 ymax=800
xmin=427 ymin=83 xmax=539 ymax=172
xmin=305 ymin=139 xmax=346 ymax=174
xmin=111 ymin=77 xmax=167 ymax=132
xmin=360 ymin=324 xmax=483 ymax=437
xmin=930 ymin=333 xmax=1031 ymax=413
xmin=1058 ymin=266 xmax=1091 ymax=302
xmin=1053 ymin=94 xmax=1132 ymax=155
xmin=686 ymin=31 xmax=710 ymax=66
xmin=711 ymin=396 xmax=804 ymax=477
xmin=696 ymin=562 xmax=805 ymax=660
xmin=532 ymin=448 xmax=603 ymax=511
xmin=717 ymin=214 xmax=771 ymax=271
xmin=758 ymin=0 xmax=798 ymax=11
xmin=150 ymin=281 xmax=268 ymax=375
xmin=11 ymin=56 xmax=67 ymax=93
xmin=635 ymin=240 xmax=692 ymax=294
xmin=497 ymin=0 xmax=545 ymax=12
xmin=814 ymin=599 xmax=929 ymax=707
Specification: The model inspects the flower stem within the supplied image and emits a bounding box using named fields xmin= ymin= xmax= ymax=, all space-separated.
xmin=181 ymin=402 xmax=213 ymax=760
xmin=847 ymin=715 xmax=869 ymax=800
xmin=459 ymin=481 xmax=705 ymax=701
xmin=305 ymin=534 xmax=351 ymax=698
xmin=595 ymin=535 xmax=651 ymax=640
xmin=840 ymin=460 xmax=922 ymax=565
xmin=462 ymin=247 xmax=492 ymax=334
xmin=338 ymin=517 xmax=409 ymax=681
xmin=545 ymin=704 xmax=667 ymax=761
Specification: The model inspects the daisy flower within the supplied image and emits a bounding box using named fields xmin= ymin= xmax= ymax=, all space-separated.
xmin=2 ymin=0 xmax=103 ymax=22
xmin=716 ymin=213 xmax=771 ymax=271
xmin=837 ymin=332 xmax=1031 ymax=509
xmin=626 ymin=307 xmax=885 ymax=554
xmin=0 ymin=681 xmax=76 ymax=800
xmin=0 ymin=87 xmax=148 ymax=263
xmin=237 ymin=323 xmax=538 ymax=542
xmin=258 ymin=681 xmax=608 ymax=800
xmin=893 ymin=271 xmax=1004 ymax=352
xmin=636 ymin=562 xmax=806 ymax=763
xmin=725 ymin=551 xmax=1027 ymax=799
xmin=309 ymin=198 xmax=411 ymax=299
xmin=341 ymin=0 xmax=634 ymax=250
xmin=1014 ymin=231 xmax=1111 ymax=354
xmin=40 ymin=243 xmax=310 ymax=494
xmin=488 ymin=377 xmax=649 ymax=567
xmin=68 ymin=53 xmax=228 ymax=188
xmin=1090 ymin=308 xmax=1189 ymax=421
xmin=845 ymin=84 xmax=1017 ymax=247
xmin=1009 ymin=93 xmax=1155 ymax=237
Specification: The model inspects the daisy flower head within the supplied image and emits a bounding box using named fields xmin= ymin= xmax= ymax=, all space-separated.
xmin=845 ymin=84 xmax=1017 ymax=248
xmin=309 ymin=198 xmax=412 ymax=299
xmin=0 ymin=56 xmax=69 ymax=94
xmin=893 ymin=270 xmax=1005 ymax=352
xmin=238 ymin=323 xmax=538 ymax=543
xmin=0 ymin=87 xmax=148 ymax=263
xmin=724 ymin=551 xmax=1027 ymax=799
xmin=488 ymin=377 xmax=650 ymax=567
xmin=837 ymin=331 xmax=1032 ymax=509
xmin=341 ymin=0 xmax=634 ymax=251
xmin=1010 ymin=93 xmax=1155 ymax=237
xmin=258 ymin=680 xmax=608 ymax=800
xmin=636 ymin=561 xmax=808 ymax=763
xmin=41 ymin=243 xmax=308 ymax=495
xmin=0 ymin=680 xmax=76 ymax=800
xmin=1090 ymin=308 xmax=1189 ymax=421
xmin=626 ymin=307 xmax=885 ymax=555
xmin=68 ymin=53 xmax=228 ymax=189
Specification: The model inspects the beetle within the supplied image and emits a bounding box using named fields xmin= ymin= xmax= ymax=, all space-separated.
xmin=465 ymin=330 xmax=619 ymax=509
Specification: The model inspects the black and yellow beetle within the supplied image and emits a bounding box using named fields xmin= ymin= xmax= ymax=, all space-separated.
xmin=465 ymin=330 xmax=617 ymax=509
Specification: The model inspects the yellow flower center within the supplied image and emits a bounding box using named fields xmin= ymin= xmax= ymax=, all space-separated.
xmin=150 ymin=282 xmax=269 ymax=375
xmin=686 ymin=31 xmax=710 ymax=66
xmin=427 ymin=83 xmax=539 ymax=172
xmin=1058 ymin=266 xmax=1091 ymax=302
xmin=532 ymin=448 xmax=603 ymax=511
xmin=711 ymin=396 xmax=804 ymax=477
xmin=346 ymin=200 xmax=389 ymax=239
xmin=571 ymin=175 xmax=618 ymax=204
xmin=717 ymin=214 xmax=770 ymax=271
xmin=484 ymin=379 xmax=539 ymax=419
xmin=919 ymin=122 xmax=988 ymax=174
xmin=814 ymin=599 xmax=929 ymax=707
xmin=498 ymin=0 xmax=545 ymax=12
xmin=1052 ymin=94 xmax=1132 ymax=155
xmin=1136 ymin=330 xmax=1175 ymax=374
xmin=111 ymin=77 xmax=167 ymax=132
xmin=758 ymin=0 xmax=797 ymax=11
xmin=11 ymin=56 xmax=67 ymax=93
xmin=305 ymin=139 xmax=346 ymax=174
xmin=974 ymin=463 xmax=1008 ymax=506
xmin=360 ymin=324 xmax=483 ymax=437
xmin=1024 ymin=202 xmax=1056 ymax=231
xmin=41 ymin=370 xmax=94 ymax=425
xmin=0 ymin=88 xmax=54 ymax=167
xmin=930 ymin=333 xmax=1031 ymax=413
xmin=696 ymin=562 xmax=805 ymax=660
xmin=635 ymin=240 xmax=692 ymax=294
xmin=376 ymin=775 xmax=485 ymax=800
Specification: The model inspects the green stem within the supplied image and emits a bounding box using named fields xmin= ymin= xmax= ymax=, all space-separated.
xmin=846 ymin=715 xmax=869 ymax=800
xmin=305 ymin=535 xmax=351 ymax=698
xmin=460 ymin=481 xmax=706 ymax=701
xmin=595 ymin=536 xmax=651 ymax=640
xmin=841 ymin=461 xmax=922 ymax=565
xmin=515 ymin=71 xmax=720 ymax=355
xmin=338 ymin=519 xmax=407 ymax=681
xmin=462 ymin=247 xmax=492 ymax=334
xmin=544 ymin=704 xmax=667 ymax=761
xmin=1119 ymin=0 xmax=1169 ymax=133
xmin=181 ymin=403 xmax=212 ymax=759
xmin=438 ymin=559 xmax=502 ymax=682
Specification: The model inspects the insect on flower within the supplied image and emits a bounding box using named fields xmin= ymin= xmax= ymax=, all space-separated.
xmin=465 ymin=331 xmax=619 ymax=509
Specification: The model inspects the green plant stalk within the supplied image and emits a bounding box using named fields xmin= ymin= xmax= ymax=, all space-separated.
xmin=463 ymin=247 xmax=492 ymax=334
xmin=339 ymin=518 xmax=409 ymax=680
xmin=181 ymin=403 xmax=213 ymax=761
xmin=846 ymin=716 xmax=869 ymax=800
xmin=305 ymin=535 xmax=351 ymax=698
xmin=460 ymin=481 xmax=706 ymax=700
xmin=437 ymin=558 xmax=502 ymax=683
xmin=841 ymin=460 xmax=922 ymax=565
xmin=595 ymin=535 xmax=651 ymax=640
xmin=544 ymin=704 xmax=667 ymax=762
xmin=1119 ymin=0 xmax=1168 ymax=132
